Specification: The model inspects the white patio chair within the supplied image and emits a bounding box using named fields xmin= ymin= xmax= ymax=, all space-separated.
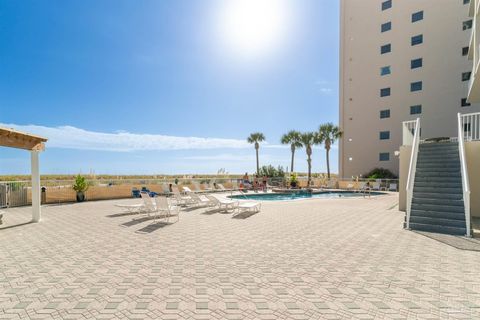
xmin=154 ymin=196 xmax=179 ymax=223
xmin=372 ymin=182 xmax=381 ymax=191
xmin=172 ymin=186 xmax=195 ymax=206
xmin=389 ymin=183 xmax=398 ymax=191
xmin=140 ymin=191 xmax=156 ymax=214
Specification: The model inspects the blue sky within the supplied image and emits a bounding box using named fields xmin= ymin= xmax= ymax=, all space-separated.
xmin=0 ymin=0 xmax=339 ymax=175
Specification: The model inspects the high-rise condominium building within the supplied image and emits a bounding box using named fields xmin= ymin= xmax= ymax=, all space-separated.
xmin=339 ymin=0 xmax=480 ymax=179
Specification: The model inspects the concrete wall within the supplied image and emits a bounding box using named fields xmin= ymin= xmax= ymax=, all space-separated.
xmin=339 ymin=0 xmax=480 ymax=179
xmin=465 ymin=141 xmax=480 ymax=218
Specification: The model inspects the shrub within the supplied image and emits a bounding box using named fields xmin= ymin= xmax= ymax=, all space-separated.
xmin=364 ymin=168 xmax=397 ymax=179
xmin=257 ymin=165 xmax=286 ymax=178
xmin=72 ymin=175 xmax=89 ymax=193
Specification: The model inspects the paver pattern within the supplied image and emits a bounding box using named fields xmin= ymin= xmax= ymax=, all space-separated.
xmin=1 ymin=193 xmax=480 ymax=319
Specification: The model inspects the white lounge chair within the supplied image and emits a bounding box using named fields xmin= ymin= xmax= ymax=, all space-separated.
xmin=235 ymin=202 xmax=261 ymax=215
xmin=140 ymin=191 xmax=156 ymax=214
xmin=389 ymin=183 xmax=398 ymax=191
xmin=115 ymin=202 xmax=146 ymax=213
xmin=205 ymin=194 xmax=239 ymax=212
xmin=187 ymin=191 xmax=215 ymax=207
xmin=154 ymin=196 xmax=179 ymax=223
xmin=346 ymin=183 xmax=354 ymax=191
xmin=182 ymin=186 xmax=194 ymax=194
xmin=371 ymin=182 xmax=381 ymax=191
xmin=172 ymin=186 xmax=195 ymax=206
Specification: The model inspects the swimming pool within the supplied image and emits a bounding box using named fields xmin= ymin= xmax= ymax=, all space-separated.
xmin=228 ymin=190 xmax=386 ymax=201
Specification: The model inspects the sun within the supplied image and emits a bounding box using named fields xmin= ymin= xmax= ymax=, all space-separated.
xmin=215 ymin=0 xmax=291 ymax=60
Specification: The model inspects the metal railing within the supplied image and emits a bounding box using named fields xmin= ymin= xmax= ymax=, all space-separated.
xmin=460 ymin=112 xmax=480 ymax=141
xmin=458 ymin=113 xmax=471 ymax=237
xmin=405 ymin=118 xmax=421 ymax=229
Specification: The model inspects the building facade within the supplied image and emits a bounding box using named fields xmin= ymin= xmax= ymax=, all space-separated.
xmin=339 ymin=0 xmax=480 ymax=179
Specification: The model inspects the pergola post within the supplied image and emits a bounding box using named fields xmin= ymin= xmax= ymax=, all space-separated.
xmin=31 ymin=151 xmax=41 ymax=222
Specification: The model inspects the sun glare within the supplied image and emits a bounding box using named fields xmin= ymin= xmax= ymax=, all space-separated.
xmin=215 ymin=0 xmax=291 ymax=60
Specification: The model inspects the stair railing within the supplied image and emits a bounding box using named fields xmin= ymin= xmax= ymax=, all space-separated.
xmin=405 ymin=118 xmax=421 ymax=229
xmin=457 ymin=113 xmax=471 ymax=237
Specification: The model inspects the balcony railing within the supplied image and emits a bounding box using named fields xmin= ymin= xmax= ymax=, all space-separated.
xmin=460 ymin=112 xmax=480 ymax=141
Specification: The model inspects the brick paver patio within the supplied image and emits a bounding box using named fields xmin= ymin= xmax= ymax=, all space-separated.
xmin=1 ymin=193 xmax=480 ymax=319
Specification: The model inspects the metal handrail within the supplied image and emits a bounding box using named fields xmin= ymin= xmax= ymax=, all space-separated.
xmin=405 ymin=118 xmax=421 ymax=229
xmin=457 ymin=113 xmax=471 ymax=237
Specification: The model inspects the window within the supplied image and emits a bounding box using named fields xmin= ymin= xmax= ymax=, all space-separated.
xmin=463 ymin=20 xmax=473 ymax=31
xmin=381 ymin=44 xmax=391 ymax=54
xmin=380 ymin=109 xmax=390 ymax=119
xmin=462 ymin=72 xmax=472 ymax=81
xmin=410 ymin=81 xmax=422 ymax=92
xmin=411 ymin=58 xmax=423 ymax=69
xmin=380 ymin=66 xmax=391 ymax=76
xmin=382 ymin=0 xmax=392 ymax=10
xmin=464 ymin=0 xmax=470 ymax=4
xmin=380 ymin=87 xmax=391 ymax=97
xmin=462 ymin=98 xmax=471 ymax=107
xmin=411 ymin=34 xmax=423 ymax=46
xmin=463 ymin=46 xmax=470 ymax=56
xmin=379 ymin=153 xmax=390 ymax=161
xmin=381 ymin=22 xmax=391 ymax=32
xmin=412 ymin=11 xmax=423 ymax=22
xmin=410 ymin=105 xmax=422 ymax=114
xmin=380 ymin=131 xmax=390 ymax=140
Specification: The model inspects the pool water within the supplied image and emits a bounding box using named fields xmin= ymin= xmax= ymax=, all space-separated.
xmin=228 ymin=191 xmax=385 ymax=201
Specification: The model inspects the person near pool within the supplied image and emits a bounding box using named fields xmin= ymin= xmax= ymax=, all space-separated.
xmin=262 ymin=175 xmax=268 ymax=191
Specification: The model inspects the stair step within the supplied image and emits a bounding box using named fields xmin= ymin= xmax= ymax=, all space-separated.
xmin=416 ymin=163 xmax=460 ymax=170
xmin=411 ymin=209 xmax=465 ymax=220
xmin=419 ymin=148 xmax=458 ymax=154
xmin=412 ymin=201 xmax=465 ymax=214
xmin=412 ymin=197 xmax=464 ymax=206
xmin=417 ymin=153 xmax=459 ymax=159
xmin=415 ymin=166 xmax=461 ymax=173
xmin=409 ymin=216 xmax=466 ymax=228
xmin=414 ymin=176 xmax=462 ymax=183
xmin=420 ymin=142 xmax=458 ymax=148
xmin=414 ymin=181 xmax=462 ymax=188
xmin=416 ymin=171 xmax=462 ymax=178
xmin=413 ymin=186 xmax=462 ymax=194
xmin=408 ymin=223 xmax=467 ymax=236
xmin=413 ymin=192 xmax=463 ymax=200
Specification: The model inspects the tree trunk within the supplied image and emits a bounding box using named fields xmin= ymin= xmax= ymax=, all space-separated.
xmin=255 ymin=145 xmax=259 ymax=174
xmin=307 ymin=156 xmax=312 ymax=186
xmin=290 ymin=145 xmax=295 ymax=172
xmin=326 ymin=147 xmax=330 ymax=179
xmin=307 ymin=145 xmax=312 ymax=186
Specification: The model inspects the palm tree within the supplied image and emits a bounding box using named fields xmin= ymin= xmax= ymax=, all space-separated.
xmin=317 ymin=123 xmax=343 ymax=179
xmin=247 ymin=132 xmax=265 ymax=174
xmin=300 ymin=132 xmax=319 ymax=186
xmin=280 ymin=130 xmax=302 ymax=173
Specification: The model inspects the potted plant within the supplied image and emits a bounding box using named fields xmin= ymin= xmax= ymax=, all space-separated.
xmin=73 ymin=175 xmax=89 ymax=202
xmin=289 ymin=173 xmax=298 ymax=188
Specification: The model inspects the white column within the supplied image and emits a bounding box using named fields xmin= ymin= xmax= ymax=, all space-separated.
xmin=31 ymin=151 xmax=41 ymax=222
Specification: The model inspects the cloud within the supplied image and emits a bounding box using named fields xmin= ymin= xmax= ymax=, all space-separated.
xmin=314 ymin=79 xmax=335 ymax=94
xmin=0 ymin=123 xmax=254 ymax=152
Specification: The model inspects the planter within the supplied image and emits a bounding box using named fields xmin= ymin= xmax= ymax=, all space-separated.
xmin=76 ymin=191 xmax=86 ymax=202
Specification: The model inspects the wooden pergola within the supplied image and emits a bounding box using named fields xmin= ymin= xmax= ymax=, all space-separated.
xmin=0 ymin=127 xmax=47 ymax=222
